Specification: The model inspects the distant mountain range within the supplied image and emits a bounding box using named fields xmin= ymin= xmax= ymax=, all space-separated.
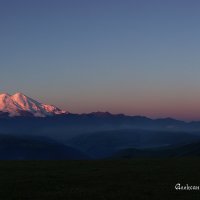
xmin=1 ymin=92 xmax=200 ymax=136
xmin=1 ymin=92 xmax=200 ymax=160
xmin=0 ymin=92 xmax=199 ymax=126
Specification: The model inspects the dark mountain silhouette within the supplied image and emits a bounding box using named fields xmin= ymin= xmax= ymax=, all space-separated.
xmin=0 ymin=134 xmax=89 ymax=160
xmin=110 ymin=141 xmax=200 ymax=159
xmin=0 ymin=111 xmax=200 ymax=159
xmin=0 ymin=113 xmax=199 ymax=136
xmin=66 ymin=129 xmax=200 ymax=159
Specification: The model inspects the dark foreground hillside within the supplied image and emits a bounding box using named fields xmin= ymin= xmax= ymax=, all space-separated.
xmin=0 ymin=159 xmax=200 ymax=200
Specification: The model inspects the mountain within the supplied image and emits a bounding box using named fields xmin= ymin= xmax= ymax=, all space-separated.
xmin=66 ymin=129 xmax=200 ymax=158
xmin=110 ymin=141 xmax=200 ymax=159
xmin=0 ymin=134 xmax=89 ymax=160
xmin=0 ymin=92 xmax=68 ymax=117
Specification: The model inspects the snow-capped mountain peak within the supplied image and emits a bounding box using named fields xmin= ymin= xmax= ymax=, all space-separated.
xmin=0 ymin=92 xmax=68 ymax=117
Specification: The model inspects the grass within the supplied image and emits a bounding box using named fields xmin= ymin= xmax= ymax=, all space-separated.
xmin=0 ymin=159 xmax=200 ymax=199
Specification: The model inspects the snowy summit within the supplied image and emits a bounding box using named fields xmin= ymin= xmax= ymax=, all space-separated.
xmin=0 ymin=92 xmax=68 ymax=117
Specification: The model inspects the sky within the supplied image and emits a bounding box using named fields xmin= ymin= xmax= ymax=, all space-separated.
xmin=1 ymin=0 xmax=200 ymax=121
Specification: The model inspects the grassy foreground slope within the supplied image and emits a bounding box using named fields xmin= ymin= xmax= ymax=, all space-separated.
xmin=0 ymin=159 xmax=200 ymax=200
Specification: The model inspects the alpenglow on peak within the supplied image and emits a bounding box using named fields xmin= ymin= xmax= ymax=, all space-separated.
xmin=0 ymin=92 xmax=68 ymax=117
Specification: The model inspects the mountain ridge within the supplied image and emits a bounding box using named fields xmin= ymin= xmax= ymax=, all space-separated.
xmin=0 ymin=92 xmax=199 ymax=125
xmin=0 ymin=92 xmax=68 ymax=117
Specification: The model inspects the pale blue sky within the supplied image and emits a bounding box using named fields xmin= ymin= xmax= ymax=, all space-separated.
xmin=1 ymin=0 xmax=200 ymax=120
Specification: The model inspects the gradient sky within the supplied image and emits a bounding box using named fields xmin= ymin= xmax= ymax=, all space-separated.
xmin=1 ymin=0 xmax=200 ymax=121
